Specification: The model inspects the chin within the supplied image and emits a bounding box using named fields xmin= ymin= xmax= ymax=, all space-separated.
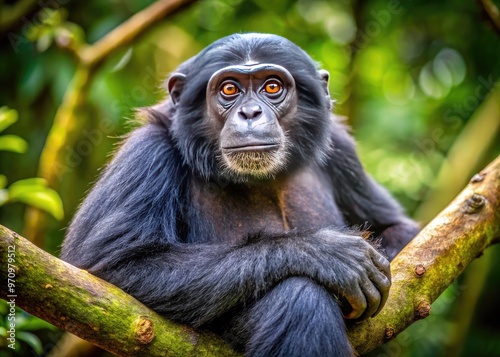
xmin=220 ymin=146 xmax=289 ymax=182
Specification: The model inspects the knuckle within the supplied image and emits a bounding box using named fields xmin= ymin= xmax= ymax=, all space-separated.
xmin=374 ymin=275 xmax=389 ymax=289
xmin=382 ymin=275 xmax=392 ymax=288
xmin=381 ymin=257 xmax=391 ymax=269
xmin=353 ymin=289 xmax=367 ymax=308
xmin=367 ymin=286 xmax=381 ymax=303
xmin=357 ymin=299 xmax=367 ymax=312
xmin=348 ymin=305 xmax=366 ymax=319
xmin=377 ymin=251 xmax=389 ymax=262
xmin=373 ymin=249 xmax=386 ymax=260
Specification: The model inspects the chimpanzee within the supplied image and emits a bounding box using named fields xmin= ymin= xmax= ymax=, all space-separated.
xmin=61 ymin=33 xmax=419 ymax=357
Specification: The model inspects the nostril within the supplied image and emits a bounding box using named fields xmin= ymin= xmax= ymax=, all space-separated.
xmin=252 ymin=106 xmax=263 ymax=117
xmin=239 ymin=105 xmax=262 ymax=119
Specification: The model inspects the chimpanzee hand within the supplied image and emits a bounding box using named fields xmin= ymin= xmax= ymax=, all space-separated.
xmin=304 ymin=229 xmax=391 ymax=321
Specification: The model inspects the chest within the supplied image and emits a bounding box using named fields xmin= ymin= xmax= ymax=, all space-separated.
xmin=186 ymin=166 xmax=346 ymax=243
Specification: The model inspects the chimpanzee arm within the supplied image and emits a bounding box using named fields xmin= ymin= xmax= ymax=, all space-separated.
xmin=61 ymin=123 xmax=390 ymax=326
xmin=87 ymin=232 xmax=389 ymax=325
xmin=327 ymin=120 xmax=420 ymax=260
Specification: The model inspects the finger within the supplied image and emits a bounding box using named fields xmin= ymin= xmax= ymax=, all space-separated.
xmin=357 ymin=280 xmax=381 ymax=321
xmin=343 ymin=284 xmax=367 ymax=319
xmin=370 ymin=249 xmax=391 ymax=280
xmin=369 ymin=268 xmax=391 ymax=317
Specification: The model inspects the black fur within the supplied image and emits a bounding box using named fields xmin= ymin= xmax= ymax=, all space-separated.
xmin=62 ymin=34 xmax=419 ymax=357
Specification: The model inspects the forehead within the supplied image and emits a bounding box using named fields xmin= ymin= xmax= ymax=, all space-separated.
xmin=207 ymin=63 xmax=295 ymax=89
xmin=200 ymin=35 xmax=304 ymax=68
xmin=182 ymin=34 xmax=320 ymax=96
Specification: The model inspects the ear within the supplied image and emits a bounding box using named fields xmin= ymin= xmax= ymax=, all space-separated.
xmin=318 ymin=69 xmax=330 ymax=96
xmin=167 ymin=73 xmax=187 ymax=105
xmin=318 ymin=69 xmax=334 ymax=111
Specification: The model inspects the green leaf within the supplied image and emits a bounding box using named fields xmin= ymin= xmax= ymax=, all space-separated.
xmin=16 ymin=331 xmax=43 ymax=354
xmin=0 ymin=135 xmax=28 ymax=153
xmin=8 ymin=179 xmax=64 ymax=220
xmin=16 ymin=315 xmax=56 ymax=331
xmin=0 ymin=106 xmax=19 ymax=132
xmin=9 ymin=178 xmax=48 ymax=190
xmin=11 ymin=190 xmax=64 ymax=220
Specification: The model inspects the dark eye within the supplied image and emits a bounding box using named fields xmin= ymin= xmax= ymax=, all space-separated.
xmin=221 ymin=82 xmax=239 ymax=96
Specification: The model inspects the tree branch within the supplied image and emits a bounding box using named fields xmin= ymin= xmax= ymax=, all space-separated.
xmin=478 ymin=0 xmax=500 ymax=35
xmin=0 ymin=225 xmax=238 ymax=357
xmin=414 ymin=83 xmax=500 ymax=222
xmin=2 ymin=155 xmax=499 ymax=355
xmin=0 ymin=0 xmax=37 ymax=33
xmin=78 ymin=0 xmax=197 ymax=67
xmin=349 ymin=154 xmax=500 ymax=353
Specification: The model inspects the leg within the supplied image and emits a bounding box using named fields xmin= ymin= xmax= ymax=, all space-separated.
xmin=226 ymin=277 xmax=355 ymax=357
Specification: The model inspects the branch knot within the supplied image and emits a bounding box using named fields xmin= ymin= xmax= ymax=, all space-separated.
xmin=464 ymin=194 xmax=486 ymax=214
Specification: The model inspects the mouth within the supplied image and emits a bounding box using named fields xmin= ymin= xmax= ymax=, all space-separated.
xmin=222 ymin=143 xmax=280 ymax=153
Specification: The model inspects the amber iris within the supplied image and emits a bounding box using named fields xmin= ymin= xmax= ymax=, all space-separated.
xmin=264 ymin=81 xmax=281 ymax=94
xmin=222 ymin=83 xmax=238 ymax=96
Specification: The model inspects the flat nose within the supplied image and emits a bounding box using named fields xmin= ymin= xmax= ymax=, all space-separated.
xmin=238 ymin=105 xmax=262 ymax=120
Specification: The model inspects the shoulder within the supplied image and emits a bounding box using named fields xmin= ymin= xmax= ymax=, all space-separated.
xmin=113 ymin=117 xmax=178 ymax=167
xmin=92 ymin=119 xmax=187 ymax=204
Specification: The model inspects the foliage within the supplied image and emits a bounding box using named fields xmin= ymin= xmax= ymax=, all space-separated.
xmin=25 ymin=8 xmax=84 ymax=53
xmin=0 ymin=107 xmax=64 ymax=220
xmin=0 ymin=300 xmax=58 ymax=356
xmin=0 ymin=106 xmax=64 ymax=355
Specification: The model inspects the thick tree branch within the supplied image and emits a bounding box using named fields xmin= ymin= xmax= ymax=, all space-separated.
xmin=349 ymin=154 xmax=500 ymax=353
xmin=2 ymin=155 xmax=499 ymax=355
xmin=0 ymin=225 xmax=237 ymax=357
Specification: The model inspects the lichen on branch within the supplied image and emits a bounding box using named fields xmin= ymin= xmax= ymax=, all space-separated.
xmin=0 ymin=226 xmax=238 ymax=357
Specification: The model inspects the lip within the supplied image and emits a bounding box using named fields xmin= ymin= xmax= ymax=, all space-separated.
xmin=222 ymin=143 xmax=280 ymax=152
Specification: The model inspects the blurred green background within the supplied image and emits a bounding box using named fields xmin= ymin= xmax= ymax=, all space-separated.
xmin=0 ymin=0 xmax=499 ymax=356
